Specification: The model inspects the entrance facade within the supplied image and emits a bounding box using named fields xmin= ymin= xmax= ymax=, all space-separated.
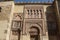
xmin=10 ymin=5 xmax=49 ymax=40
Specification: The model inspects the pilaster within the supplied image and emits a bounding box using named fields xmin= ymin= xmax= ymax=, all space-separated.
xmin=6 ymin=1 xmax=14 ymax=40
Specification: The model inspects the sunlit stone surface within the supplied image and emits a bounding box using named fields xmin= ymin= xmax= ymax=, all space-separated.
xmin=0 ymin=0 xmax=60 ymax=40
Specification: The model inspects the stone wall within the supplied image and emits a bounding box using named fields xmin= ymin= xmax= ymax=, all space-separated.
xmin=0 ymin=1 xmax=14 ymax=40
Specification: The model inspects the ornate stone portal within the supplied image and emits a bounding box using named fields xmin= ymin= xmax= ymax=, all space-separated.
xmin=10 ymin=5 xmax=47 ymax=40
xmin=22 ymin=5 xmax=48 ymax=40
xmin=9 ymin=5 xmax=52 ymax=40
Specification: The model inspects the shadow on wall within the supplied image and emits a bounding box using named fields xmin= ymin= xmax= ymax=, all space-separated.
xmin=45 ymin=6 xmax=58 ymax=40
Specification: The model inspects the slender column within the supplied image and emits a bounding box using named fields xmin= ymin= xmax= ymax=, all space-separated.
xmin=39 ymin=10 xmax=41 ymax=18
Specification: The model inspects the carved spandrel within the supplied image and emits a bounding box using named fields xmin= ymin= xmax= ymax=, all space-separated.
xmin=13 ymin=13 xmax=23 ymax=21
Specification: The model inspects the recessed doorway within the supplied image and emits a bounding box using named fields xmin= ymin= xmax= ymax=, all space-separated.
xmin=29 ymin=27 xmax=40 ymax=40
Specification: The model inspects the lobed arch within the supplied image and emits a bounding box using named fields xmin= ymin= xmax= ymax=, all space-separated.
xmin=29 ymin=23 xmax=43 ymax=35
xmin=30 ymin=26 xmax=40 ymax=35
